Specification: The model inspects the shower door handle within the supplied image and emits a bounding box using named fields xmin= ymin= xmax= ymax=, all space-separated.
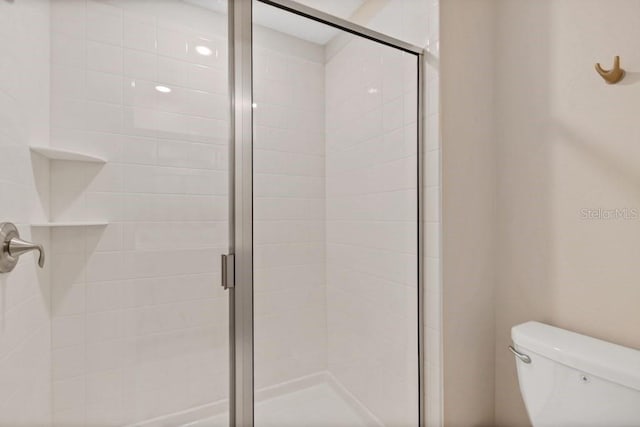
xmin=0 ymin=222 xmax=45 ymax=273
xmin=221 ymin=253 xmax=235 ymax=289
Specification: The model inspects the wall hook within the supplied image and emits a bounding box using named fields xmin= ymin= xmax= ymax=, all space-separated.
xmin=595 ymin=56 xmax=625 ymax=84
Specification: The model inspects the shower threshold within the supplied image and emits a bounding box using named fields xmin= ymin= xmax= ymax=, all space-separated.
xmin=192 ymin=382 xmax=372 ymax=427
xmin=189 ymin=372 xmax=382 ymax=427
xmin=134 ymin=372 xmax=382 ymax=427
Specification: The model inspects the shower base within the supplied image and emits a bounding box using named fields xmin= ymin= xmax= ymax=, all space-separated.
xmin=191 ymin=382 xmax=373 ymax=427
xmin=134 ymin=372 xmax=381 ymax=427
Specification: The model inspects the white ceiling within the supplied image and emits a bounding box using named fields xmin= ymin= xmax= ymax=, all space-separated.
xmin=293 ymin=0 xmax=365 ymax=20
xmin=185 ymin=0 xmax=365 ymax=45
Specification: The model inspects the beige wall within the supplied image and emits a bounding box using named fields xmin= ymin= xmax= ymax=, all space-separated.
xmin=442 ymin=1 xmax=640 ymax=425
xmin=441 ymin=0 xmax=497 ymax=426
xmin=494 ymin=1 xmax=640 ymax=426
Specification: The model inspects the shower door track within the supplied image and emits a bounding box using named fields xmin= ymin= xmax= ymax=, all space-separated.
xmin=227 ymin=1 xmax=426 ymax=425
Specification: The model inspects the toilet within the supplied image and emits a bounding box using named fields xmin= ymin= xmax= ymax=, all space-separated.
xmin=511 ymin=321 xmax=640 ymax=426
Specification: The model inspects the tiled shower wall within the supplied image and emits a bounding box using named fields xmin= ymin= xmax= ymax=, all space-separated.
xmin=48 ymin=1 xmax=230 ymax=424
xmin=48 ymin=1 xmax=328 ymax=425
xmin=367 ymin=2 xmax=442 ymax=425
xmin=0 ymin=1 xmax=52 ymax=425
xmin=325 ymin=36 xmax=419 ymax=426
xmin=0 ymin=0 xmax=439 ymax=425
xmin=253 ymin=29 xmax=327 ymax=390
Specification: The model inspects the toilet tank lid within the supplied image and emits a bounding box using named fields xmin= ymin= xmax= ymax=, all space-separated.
xmin=512 ymin=321 xmax=640 ymax=392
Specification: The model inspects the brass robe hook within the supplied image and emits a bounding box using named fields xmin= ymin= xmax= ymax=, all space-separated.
xmin=595 ymin=56 xmax=625 ymax=84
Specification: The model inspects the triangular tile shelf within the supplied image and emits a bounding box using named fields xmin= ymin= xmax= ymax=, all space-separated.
xmin=30 ymin=146 xmax=106 ymax=163
xmin=29 ymin=146 xmax=109 ymax=227
xmin=31 ymin=222 xmax=108 ymax=227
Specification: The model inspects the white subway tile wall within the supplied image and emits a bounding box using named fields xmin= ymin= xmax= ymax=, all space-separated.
xmin=369 ymin=2 xmax=443 ymax=425
xmin=0 ymin=0 xmax=52 ymax=425
xmin=325 ymin=36 xmax=419 ymax=426
xmin=422 ymin=3 xmax=442 ymax=425
xmin=49 ymin=1 xmax=229 ymax=425
xmin=253 ymin=28 xmax=328 ymax=391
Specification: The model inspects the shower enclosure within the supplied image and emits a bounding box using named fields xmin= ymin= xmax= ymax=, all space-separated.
xmin=0 ymin=0 xmax=423 ymax=425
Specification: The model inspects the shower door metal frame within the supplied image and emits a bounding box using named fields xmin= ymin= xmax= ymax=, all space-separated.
xmin=228 ymin=0 xmax=426 ymax=425
xmin=228 ymin=1 xmax=254 ymax=426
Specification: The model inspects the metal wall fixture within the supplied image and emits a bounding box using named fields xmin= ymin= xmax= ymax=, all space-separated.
xmin=0 ymin=222 xmax=45 ymax=273
xmin=595 ymin=56 xmax=625 ymax=84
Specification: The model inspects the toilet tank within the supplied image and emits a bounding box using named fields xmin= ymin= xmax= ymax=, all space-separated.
xmin=511 ymin=321 xmax=640 ymax=427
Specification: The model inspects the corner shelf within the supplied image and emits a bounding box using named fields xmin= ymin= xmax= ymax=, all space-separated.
xmin=29 ymin=146 xmax=109 ymax=229
xmin=31 ymin=222 xmax=108 ymax=228
xmin=29 ymin=146 xmax=106 ymax=163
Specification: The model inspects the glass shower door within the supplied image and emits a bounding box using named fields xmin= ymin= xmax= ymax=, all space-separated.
xmin=251 ymin=2 xmax=422 ymax=425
